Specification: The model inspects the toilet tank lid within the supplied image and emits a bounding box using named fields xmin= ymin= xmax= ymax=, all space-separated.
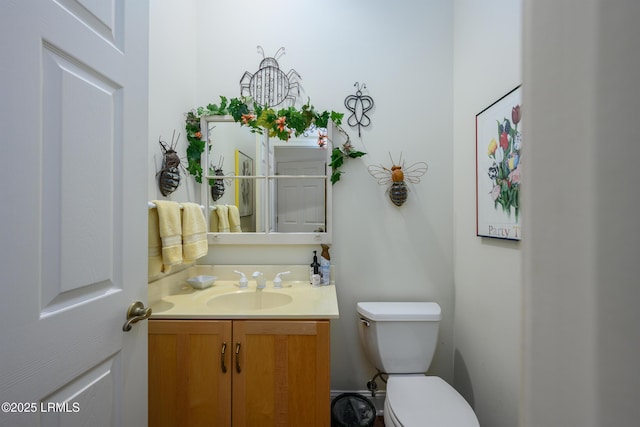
xmin=357 ymin=302 xmax=442 ymax=321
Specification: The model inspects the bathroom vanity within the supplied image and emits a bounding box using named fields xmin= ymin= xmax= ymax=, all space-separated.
xmin=148 ymin=265 xmax=339 ymax=427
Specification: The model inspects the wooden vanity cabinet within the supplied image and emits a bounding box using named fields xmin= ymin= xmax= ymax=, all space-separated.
xmin=149 ymin=319 xmax=331 ymax=427
xmin=148 ymin=320 xmax=232 ymax=427
xmin=232 ymin=320 xmax=331 ymax=427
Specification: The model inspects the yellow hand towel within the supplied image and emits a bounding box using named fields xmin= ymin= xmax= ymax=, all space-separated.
xmin=228 ymin=205 xmax=242 ymax=232
xmin=216 ymin=205 xmax=230 ymax=232
xmin=148 ymin=208 xmax=163 ymax=277
xmin=152 ymin=200 xmax=182 ymax=269
xmin=182 ymin=202 xmax=208 ymax=263
xmin=209 ymin=206 xmax=219 ymax=232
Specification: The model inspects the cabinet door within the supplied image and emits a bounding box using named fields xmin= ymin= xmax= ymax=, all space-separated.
xmin=149 ymin=319 xmax=232 ymax=427
xmin=232 ymin=320 xmax=331 ymax=427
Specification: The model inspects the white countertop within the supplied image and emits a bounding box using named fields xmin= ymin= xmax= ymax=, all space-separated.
xmin=148 ymin=265 xmax=339 ymax=319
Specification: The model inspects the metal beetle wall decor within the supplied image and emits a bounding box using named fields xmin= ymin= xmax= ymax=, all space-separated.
xmin=368 ymin=153 xmax=428 ymax=207
xmin=344 ymin=82 xmax=374 ymax=137
xmin=209 ymin=156 xmax=233 ymax=202
xmin=240 ymin=46 xmax=301 ymax=107
xmin=157 ymin=131 xmax=184 ymax=197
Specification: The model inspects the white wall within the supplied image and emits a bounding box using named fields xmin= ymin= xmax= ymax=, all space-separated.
xmin=149 ymin=0 xmax=455 ymax=390
xmin=522 ymin=0 xmax=640 ymax=425
xmin=452 ymin=1 xmax=522 ymax=426
xmin=148 ymin=0 xmax=199 ymax=202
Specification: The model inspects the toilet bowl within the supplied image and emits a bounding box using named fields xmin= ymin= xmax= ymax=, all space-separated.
xmin=384 ymin=376 xmax=479 ymax=426
xmin=357 ymin=302 xmax=479 ymax=427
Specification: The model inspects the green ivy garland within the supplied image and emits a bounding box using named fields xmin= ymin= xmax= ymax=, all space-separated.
xmin=185 ymin=96 xmax=365 ymax=185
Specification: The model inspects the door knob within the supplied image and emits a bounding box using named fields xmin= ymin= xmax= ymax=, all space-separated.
xmin=122 ymin=301 xmax=152 ymax=331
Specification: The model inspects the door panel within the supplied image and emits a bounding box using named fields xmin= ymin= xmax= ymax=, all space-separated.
xmin=149 ymin=320 xmax=233 ymax=427
xmin=40 ymin=355 xmax=121 ymax=426
xmin=233 ymin=320 xmax=331 ymax=427
xmin=41 ymin=40 xmax=121 ymax=314
xmin=276 ymin=161 xmax=326 ymax=232
xmin=0 ymin=0 xmax=149 ymax=425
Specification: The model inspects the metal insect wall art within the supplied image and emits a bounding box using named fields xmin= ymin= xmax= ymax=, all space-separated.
xmin=368 ymin=153 xmax=428 ymax=207
xmin=240 ymin=46 xmax=301 ymax=107
xmin=157 ymin=131 xmax=184 ymax=197
xmin=344 ymin=82 xmax=374 ymax=137
xmin=209 ymin=156 xmax=233 ymax=201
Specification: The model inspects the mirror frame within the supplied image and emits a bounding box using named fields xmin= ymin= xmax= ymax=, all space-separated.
xmin=200 ymin=115 xmax=332 ymax=245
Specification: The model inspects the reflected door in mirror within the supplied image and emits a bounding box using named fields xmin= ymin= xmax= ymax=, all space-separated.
xmin=275 ymin=161 xmax=325 ymax=232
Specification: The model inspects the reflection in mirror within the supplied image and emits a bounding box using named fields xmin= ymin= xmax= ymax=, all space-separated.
xmin=201 ymin=115 xmax=332 ymax=245
xmin=271 ymin=146 xmax=326 ymax=233
xmin=209 ymin=178 xmax=264 ymax=232
xmin=205 ymin=120 xmax=261 ymax=233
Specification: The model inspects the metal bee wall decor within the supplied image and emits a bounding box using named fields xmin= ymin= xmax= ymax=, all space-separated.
xmin=209 ymin=156 xmax=233 ymax=202
xmin=240 ymin=46 xmax=301 ymax=107
xmin=157 ymin=131 xmax=184 ymax=197
xmin=368 ymin=153 xmax=428 ymax=207
xmin=344 ymin=82 xmax=374 ymax=137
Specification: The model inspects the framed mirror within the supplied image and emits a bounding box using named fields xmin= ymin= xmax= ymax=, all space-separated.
xmin=200 ymin=115 xmax=332 ymax=245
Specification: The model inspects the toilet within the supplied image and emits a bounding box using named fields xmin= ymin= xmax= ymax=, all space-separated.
xmin=357 ymin=302 xmax=479 ymax=427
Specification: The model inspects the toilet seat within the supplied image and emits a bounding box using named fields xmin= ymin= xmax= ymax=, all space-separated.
xmin=385 ymin=376 xmax=479 ymax=427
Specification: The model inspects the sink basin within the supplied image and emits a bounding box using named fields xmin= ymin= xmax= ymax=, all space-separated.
xmin=207 ymin=291 xmax=293 ymax=311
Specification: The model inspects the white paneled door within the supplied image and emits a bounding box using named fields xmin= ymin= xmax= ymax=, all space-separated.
xmin=0 ymin=1 xmax=149 ymax=426
xmin=276 ymin=160 xmax=326 ymax=232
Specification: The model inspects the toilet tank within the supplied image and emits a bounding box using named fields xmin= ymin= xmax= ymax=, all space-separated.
xmin=357 ymin=302 xmax=441 ymax=374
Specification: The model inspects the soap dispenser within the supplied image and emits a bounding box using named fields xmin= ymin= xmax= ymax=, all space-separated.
xmin=310 ymin=251 xmax=321 ymax=287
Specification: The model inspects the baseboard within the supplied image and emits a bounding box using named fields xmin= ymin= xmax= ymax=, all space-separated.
xmin=331 ymin=389 xmax=386 ymax=416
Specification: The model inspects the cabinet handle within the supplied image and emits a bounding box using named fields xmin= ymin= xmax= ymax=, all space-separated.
xmin=235 ymin=342 xmax=241 ymax=373
xmin=221 ymin=342 xmax=227 ymax=373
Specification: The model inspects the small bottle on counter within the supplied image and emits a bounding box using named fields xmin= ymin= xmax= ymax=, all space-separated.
xmin=310 ymin=250 xmax=321 ymax=287
xmin=320 ymin=244 xmax=331 ymax=285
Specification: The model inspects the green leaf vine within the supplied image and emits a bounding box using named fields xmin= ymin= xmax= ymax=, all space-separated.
xmin=185 ymin=96 xmax=365 ymax=184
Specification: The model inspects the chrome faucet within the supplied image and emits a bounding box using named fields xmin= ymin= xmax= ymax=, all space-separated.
xmin=252 ymin=271 xmax=266 ymax=290
xmin=273 ymin=271 xmax=290 ymax=288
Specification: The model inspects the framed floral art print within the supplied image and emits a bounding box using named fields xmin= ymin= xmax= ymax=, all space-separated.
xmin=476 ymin=85 xmax=522 ymax=241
